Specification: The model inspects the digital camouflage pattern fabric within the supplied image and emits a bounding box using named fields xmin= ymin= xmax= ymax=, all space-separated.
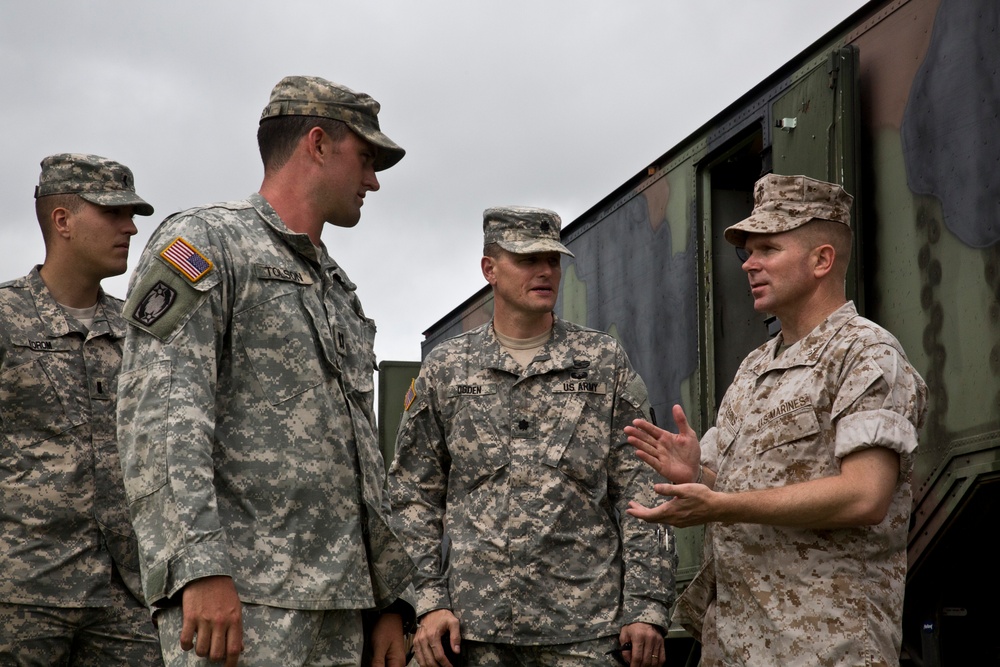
xmin=34 ymin=153 xmax=154 ymax=216
xmin=259 ymin=75 xmax=404 ymax=171
xmin=0 ymin=601 xmax=161 ymax=666
xmin=724 ymin=174 xmax=853 ymax=246
xmin=388 ymin=317 xmax=675 ymax=644
xmin=483 ymin=206 xmax=573 ymax=257
xmin=0 ymin=267 xmax=160 ymax=662
xmin=673 ymin=302 xmax=927 ymax=667
xmin=157 ymin=605 xmax=364 ymax=666
xmin=0 ymin=267 xmax=144 ymax=606
xmin=118 ymin=193 xmax=414 ymax=614
xmin=461 ymin=635 xmax=620 ymax=665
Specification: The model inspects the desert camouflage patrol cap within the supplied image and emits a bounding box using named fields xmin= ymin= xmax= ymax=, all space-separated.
xmin=34 ymin=153 xmax=154 ymax=216
xmin=724 ymin=173 xmax=853 ymax=246
xmin=259 ymin=75 xmax=405 ymax=171
xmin=483 ymin=206 xmax=574 ymax=257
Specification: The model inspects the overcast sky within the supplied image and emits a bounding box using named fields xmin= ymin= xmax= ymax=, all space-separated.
xmin=1 ymin=1 xmax=869 ymax=362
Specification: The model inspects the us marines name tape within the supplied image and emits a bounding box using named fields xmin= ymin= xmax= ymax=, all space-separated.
xmin=757 ymin=395 xmax=811 ymax=427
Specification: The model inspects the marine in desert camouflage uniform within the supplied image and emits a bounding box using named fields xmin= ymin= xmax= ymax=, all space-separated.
xmin=626 ymin=174 xmax=928 ymax=666
xmin=117 ymin=76 xmax=415 ymax=667
xmin=0 ymin=153 xmax=161 ymax=665
xmin=388 ymin=207 xmax=675 ymax=667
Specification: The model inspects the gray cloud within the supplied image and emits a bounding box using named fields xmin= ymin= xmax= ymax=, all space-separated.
xmin=0 ymin=0 xmax=868 ymax=361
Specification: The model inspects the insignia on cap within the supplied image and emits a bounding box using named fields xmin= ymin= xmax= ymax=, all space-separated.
xmin=160 ymin=237 xmax=213 ymax=283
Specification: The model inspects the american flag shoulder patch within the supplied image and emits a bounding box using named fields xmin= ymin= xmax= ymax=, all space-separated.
xmin=160 ymin=237 xmax=213 ymax=283
xmin=403 ymin=378 xmax=417 ymax=411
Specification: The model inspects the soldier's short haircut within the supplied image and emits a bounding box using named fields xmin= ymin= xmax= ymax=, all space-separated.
xmin=35 ymin=194 xmax=83 ymax=245
xmin=483 ymin=242 xmax=503 ymax=259
xmin=257 ymin=115 xmax=351 ymax=172
xmin=799 ymin=219 xmax=854 ymax=278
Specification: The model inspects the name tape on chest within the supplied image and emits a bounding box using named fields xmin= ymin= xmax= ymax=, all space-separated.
xmin=447 ymin=383 xmax=498 ymax=397
xmin=757 ymin=396 xmax=812 ymax=429
xmin=160 ymin=237 xmax=213 ymax=283
xmin=553 ymin=381 xmax=607 ymax=394
xmin=254 ymin=264 xmax=313 ymax=285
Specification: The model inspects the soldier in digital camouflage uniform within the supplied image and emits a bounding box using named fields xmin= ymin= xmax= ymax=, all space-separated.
xmin=625 ymin=174 xmax=928 ymax=666
xmin=0 ymin=153 xmax=162 ymax=665
xmin=117 ymin=76 xmax=415 ymax=667
xmin=387 ymin=207 xmax=675 ymax=667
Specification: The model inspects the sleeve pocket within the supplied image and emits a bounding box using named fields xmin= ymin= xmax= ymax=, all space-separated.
xmin=118 ymin=360 xmax=170 ymax=502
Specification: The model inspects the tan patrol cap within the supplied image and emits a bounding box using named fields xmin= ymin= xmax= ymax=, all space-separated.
xmin=483 ymin=206 xmax=574 ymax=257
xmin=260 ymin=75 xmax=405 ymax=172
xmin=724 ymin=174 xmax=853 ymax=246
xmin=34 ymin=153 xmax=154 ymax=216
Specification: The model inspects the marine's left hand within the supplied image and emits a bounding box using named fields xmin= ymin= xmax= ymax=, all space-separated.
xmin=627 ymin=482 xmax=720 ymax=528
xmin=369 ymin=612 xmax=407 ymax=667
xmin=619 ymin=622 xmax=665 ymax=667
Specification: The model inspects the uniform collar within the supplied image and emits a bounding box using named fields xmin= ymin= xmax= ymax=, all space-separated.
xmin=26 ymin=266 xmax=126 ymax=339
xmin=481 ymin=315 xmax=581 ymax=377
xmin=248 ymin=193 xmax=357 ymax=291
xmin=751 ymin=301 xmax=858 ymax=376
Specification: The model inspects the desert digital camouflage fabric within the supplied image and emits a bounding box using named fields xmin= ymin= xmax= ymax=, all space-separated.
xmin=723 ymin=173 xmax=854 ymax=246
xmin=118 ymin=193 xmax=414 ymax=612
xmin=673 ymin=302 xmax=927 ymax=666
xmin=0 ymin=267 xmax=143 ymax=606
xmin=388 ymin=317 xmax=675 ymax=644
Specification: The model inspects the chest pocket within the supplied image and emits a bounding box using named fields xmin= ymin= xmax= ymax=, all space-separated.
xmin=445 ymin=383 xmax=507 ymax=491
xmin=0 ymin=339 xmax=85 ymax=449
xmin=543 ymin=384 xmax=610 ymax=489
xmin=331 ymin=318 xmax=376 ymax=398
xmin=754 ymin=405 xmax=821 ymax=455
xmin=234 ymin=289 xmax=326 ymax=405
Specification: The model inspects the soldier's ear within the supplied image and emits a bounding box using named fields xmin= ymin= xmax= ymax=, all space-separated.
xmin=481 ymin=255 xmax=498 ymax=285
xmin=812 ymin=243 xmax=836 ymax=279
xmin=50 ymin=206 xmax=72 ymax=239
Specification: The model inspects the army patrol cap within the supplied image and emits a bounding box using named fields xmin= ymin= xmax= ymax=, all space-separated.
xmin=260 ymin=75 xmax=405 ymax=172
xmin=483 ymin=206 xmax=574 ymax=257
xmin=724 ymin=174 xmax=853 ymax=246
xmin=34 ymin=153 xmax=154 ymax=216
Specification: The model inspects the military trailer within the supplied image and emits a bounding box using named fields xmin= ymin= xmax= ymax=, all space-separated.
xmin=380 ymin=0 xmax=1000 ymax=663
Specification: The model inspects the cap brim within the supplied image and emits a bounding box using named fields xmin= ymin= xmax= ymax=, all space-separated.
xmin=497 ymin=239 xmax=574 ymax=257
xmin=723 ymin=212 xmax=810 ymax=246
xmin=349 ymin=125 xmax=405 ymax=171
xmin=79 ymin=191 xmax=155 ymax=216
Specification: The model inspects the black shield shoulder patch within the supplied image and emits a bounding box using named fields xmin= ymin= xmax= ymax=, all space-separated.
xmin=132 ymin=281 xmax=177 ymax=326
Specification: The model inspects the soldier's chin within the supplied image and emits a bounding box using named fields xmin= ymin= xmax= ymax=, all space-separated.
xmin=329 ymin=216 xmax=360 ymax=229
